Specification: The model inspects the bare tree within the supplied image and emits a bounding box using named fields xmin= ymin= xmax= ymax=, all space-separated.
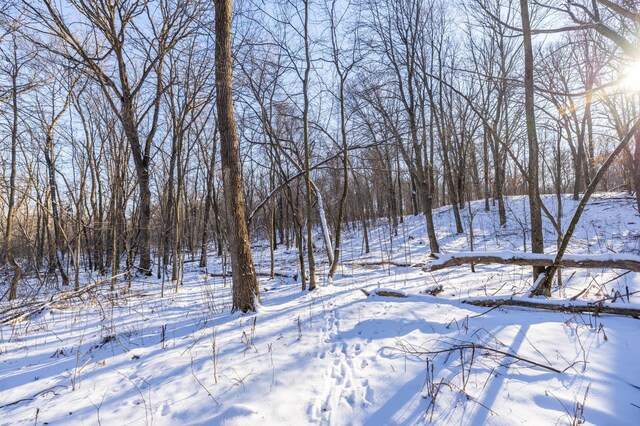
xmin=23 ymin=0 xmax=201 ymax=274
xmin=215 ymin=0 xmax=260 ymax=312
xmin=519 ymin=0 xmax=545 ymax=281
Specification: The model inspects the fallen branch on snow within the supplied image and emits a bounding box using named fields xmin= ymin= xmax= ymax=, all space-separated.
xmin=462 ymin=296 xmax=640 ymax=318
xmin=0 ymin=271 xmax=130 ymax=325
xmin=360 ymin=288 xmax=408 ymax=298
xmin=0 ymin=385 xmax=67 ymax=408
xmin=425 ymin=251 xmax=640 ymax=273
xmin=346 ymin=260 xmax=418 ymax=269
xmin=394 ymin=341 xmax=564 ymax=373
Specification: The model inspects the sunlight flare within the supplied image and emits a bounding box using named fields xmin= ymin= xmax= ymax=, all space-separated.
xmin=621 ymin=60 xmax=640 ymax=92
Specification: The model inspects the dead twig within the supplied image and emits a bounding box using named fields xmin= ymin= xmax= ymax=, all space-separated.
xmin=394 ymin=342 xmax=563 ymax=373
xmin=0 ymin=385 xmax=67 ymax=409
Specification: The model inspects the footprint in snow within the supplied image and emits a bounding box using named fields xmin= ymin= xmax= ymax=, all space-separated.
xmin=160 ymin=402 xmax=171 ymax=416
xmin=363 ymin=380 xmax=374 ymax=405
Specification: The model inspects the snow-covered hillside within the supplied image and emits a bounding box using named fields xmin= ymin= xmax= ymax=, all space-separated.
xmin=2 ymin=193 xmax=639 ymax=425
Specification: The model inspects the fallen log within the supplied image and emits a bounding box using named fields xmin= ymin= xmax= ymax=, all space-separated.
xmin=463 ymin=296 xmax=640 ymax=318
xmin=346 ymin=260 xmax=417 ymax=269
xmin=360 ymin=288 xmax=409 ymax=298
xmin=209 ymin=271 xmax=295 ymax=279
xmin=425 ymin=251 xmax=640 ymax=273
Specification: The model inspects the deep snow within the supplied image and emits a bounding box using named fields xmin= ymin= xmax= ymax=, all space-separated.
xmin=1 ymin=193 xmax=640 ymax=425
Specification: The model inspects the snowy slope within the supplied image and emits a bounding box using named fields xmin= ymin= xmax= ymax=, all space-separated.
xmin=1 ymin=193 xmax=640 ymax=425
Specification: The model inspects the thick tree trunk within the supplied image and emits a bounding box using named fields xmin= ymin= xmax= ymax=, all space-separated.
xmin=215 ymin=0 xmax=259 ymax=312
xmin=121 ymin=99 xmax=152 ymax=275
xmin=520 ymin=0 xmax=544 ymax=280
xmin=415 ymin=177 xmax=440 ymax=254
xmin=138 ymin=169 xmax=153 ymax=275
xmin=302 ymin=0 xmax=316 ymax=291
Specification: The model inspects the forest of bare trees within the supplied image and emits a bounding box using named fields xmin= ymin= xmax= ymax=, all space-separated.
xmin=0 ymin=0 xmax=639 ymax=311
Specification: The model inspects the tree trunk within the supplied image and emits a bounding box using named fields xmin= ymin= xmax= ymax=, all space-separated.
xmin=121 ymin=99 xmax=153 ymax=275
xmin=6 ymin=62 xmax=21 ymax=300
xmin=328 ymin=75 xmax=349 ymax=280
xmin=440 ymin=136 xmax=464 ymax=233
xmin=396 ymin=151 xmax=404 ymax=224
xmin=573 ymin=135 xmax=585 ymax=200
xmin=215 ymin=0 xmax=259 ymax=312
xmin=483 ymin=129 xmax=490 ymax=211
xmin=411 ymin=177 xmax=419 ymax=215
xmin=520 ymin=0 xmax=544 ymax=280
xmin=200 ymin=129 xmax=218 ymax=268
xmin=44 ymin=130 xmax=69 ymax=286
xmin=302 ymin=0 xmax=316 ymax=291
xmin=415 ymin=177 xmax=440 ymax=254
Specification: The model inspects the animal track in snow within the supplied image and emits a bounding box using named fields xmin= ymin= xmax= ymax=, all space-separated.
xmin=310 ymin=297 xmax=374 ymax=424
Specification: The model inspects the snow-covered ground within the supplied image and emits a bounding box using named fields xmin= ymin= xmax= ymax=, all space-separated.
xmin=1 ymin=193 xmax=640 ymax=425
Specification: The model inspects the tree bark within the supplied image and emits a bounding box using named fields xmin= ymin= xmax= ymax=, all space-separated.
xmin=302 ymin=0 xmax=317 ymax=291
xmin=121 ymin=99 xmax=153 ymax=275
xmin=215 ymin=0 xmax=259 ymax=312
xmin=520 ymin=0 xmax=544 ymax=280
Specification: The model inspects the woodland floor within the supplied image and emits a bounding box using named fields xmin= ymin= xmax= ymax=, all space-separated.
xmin=1 ymin=193 xmax=640 ymax=425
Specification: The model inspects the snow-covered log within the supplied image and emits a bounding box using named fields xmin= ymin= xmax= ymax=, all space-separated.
xmin=463 ymin=296 xmax=640 ymax=317
xmin=360 ymin=288 xmax=408 ymax=298
xmin=425 ymin=251 xmax=640 ymax=273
